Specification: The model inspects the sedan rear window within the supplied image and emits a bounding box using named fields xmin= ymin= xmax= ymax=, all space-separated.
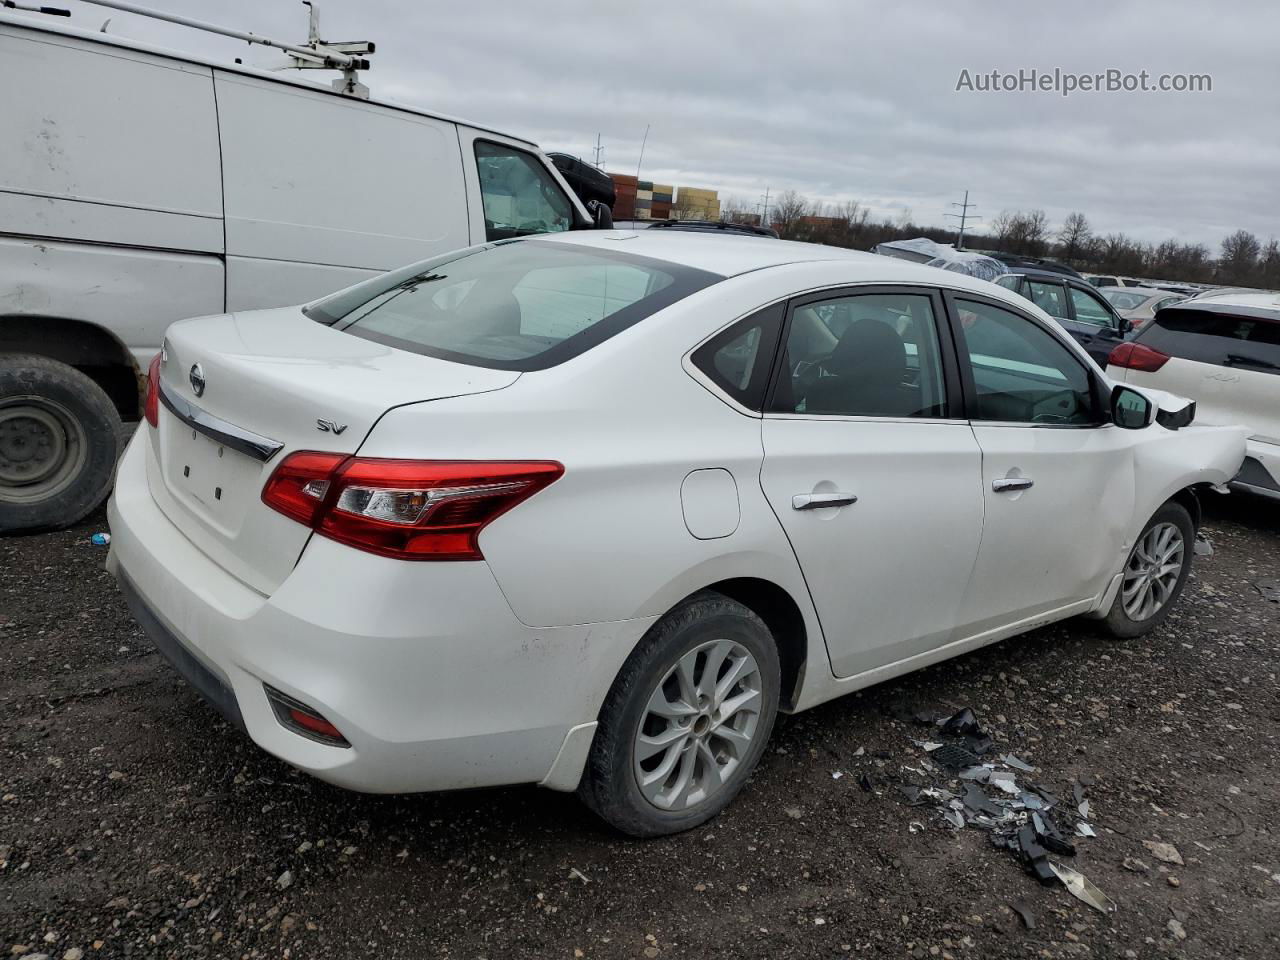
xmin=306 ymin=240 xmax=721 ymax=370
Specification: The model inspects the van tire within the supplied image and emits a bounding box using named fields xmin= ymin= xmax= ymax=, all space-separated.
xmin=0 ymin=355 xmax=122 ymax=533
xmin=578 ymin=591 xmax=780 ymax=837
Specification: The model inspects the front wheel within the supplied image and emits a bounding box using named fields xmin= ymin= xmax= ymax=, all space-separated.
xmin=578 ymin=592 xmax=780 ymax=837
xmin=1103 ymin=500 xmax=1195 ymax=638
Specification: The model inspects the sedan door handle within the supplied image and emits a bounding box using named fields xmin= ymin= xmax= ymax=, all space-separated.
xmin=792 ymin=492 xmax=858 ymax=510
xmin=992 ymin=477 xmax=1034 ymax=493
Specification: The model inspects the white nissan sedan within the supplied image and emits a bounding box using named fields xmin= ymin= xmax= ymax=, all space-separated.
xmin=107 ymin=231 xmax=1246 ymax=836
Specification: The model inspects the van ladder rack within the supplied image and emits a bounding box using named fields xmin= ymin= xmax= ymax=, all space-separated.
xmin=72 ymin=0 xmax=375 ymax=97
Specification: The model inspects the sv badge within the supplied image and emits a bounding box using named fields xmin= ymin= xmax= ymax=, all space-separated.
xmin=316 ymin=419 xmax=348 ymax=435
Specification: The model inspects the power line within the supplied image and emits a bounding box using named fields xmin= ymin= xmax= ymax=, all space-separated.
xmin=945 ymin=190 xmax=980 ymax=250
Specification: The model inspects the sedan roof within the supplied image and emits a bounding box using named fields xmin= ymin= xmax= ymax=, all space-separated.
xmin=541 ymin=229 xmax=1003 ymax=294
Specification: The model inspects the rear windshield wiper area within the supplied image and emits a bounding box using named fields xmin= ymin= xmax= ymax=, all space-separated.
xmin=1223 ymin=353 xmax=1280 ymax=371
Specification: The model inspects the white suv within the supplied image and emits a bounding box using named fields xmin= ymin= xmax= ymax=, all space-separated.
xmin=1107 ymin=292 xmax=1280 ymax=500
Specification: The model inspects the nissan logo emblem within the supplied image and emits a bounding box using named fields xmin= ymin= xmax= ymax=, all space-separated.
xmin=189 ymin=363 xmax=206 ymax=397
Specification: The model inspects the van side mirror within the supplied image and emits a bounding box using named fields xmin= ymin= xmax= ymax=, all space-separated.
xmin=1111 ymin=385 xmax=1153 ymax=429
xmin=587 ymin=199 xmax=613 ymax=230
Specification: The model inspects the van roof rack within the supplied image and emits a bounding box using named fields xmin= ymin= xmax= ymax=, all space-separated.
xmin=63 ymin=0 xmax=376 ymax=98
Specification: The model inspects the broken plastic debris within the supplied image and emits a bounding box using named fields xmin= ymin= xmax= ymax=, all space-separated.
xmin=911 ymin=739 xmax=944 ymax=752
xmin=90 ymin=532 xmax=111 ymax=545
xmin=1008 ymin=901 xmax=1036 ymax=930
xmin=1003 ymin=754 xmax=1036 ymax=773
xmin=964 ymin=733 xmax=995 ymax=756
xmin=1142 ymin=840 xmax=1184 ymax=866
xmin=857 ymin=772 xmax=874 ymax=793
xmin=962 ymin=783 xmax=1002 ymax=817
xmin=1076 ymin=822 xmax=1096 ymax=838
xmin=943 ymin=807 xmax=965 ymax=829
xmin=1049 ymin=861 xmax=1116 ymax=914
xmin=908 ymin=821 xmax=925 ymax=834
xmin=929 ymin=743 xmax=982 ymax=771
xmin=1019 ymin=792 xmax=1044 ymax=810
xmin=939 ymin=707 xmax=981 ymax=736
xmin=959 ymin=765 xmax=991 ymax=782
xmin=831 ymin=771 xmax=843 ymax=780
xmin=1256 ymin=580 xmax=1280 ymax=603
xmin=1193 ymin=533 xmax=1214 ymax=557
xmin=1078 ymin=799 xmax=1091 ymax=819
xmin=989 ymin=771 xmax=1020 ymax=795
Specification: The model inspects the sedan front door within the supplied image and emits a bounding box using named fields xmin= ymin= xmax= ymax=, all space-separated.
xmin=758 ymin=288 xmax=985 ymax=678
xmin=946 ymin=294 xmax=1135 ymax=636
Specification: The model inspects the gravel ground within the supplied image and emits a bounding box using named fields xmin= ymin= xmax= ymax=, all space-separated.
xmin=2 ymin=496 xmax=1279 ymax=959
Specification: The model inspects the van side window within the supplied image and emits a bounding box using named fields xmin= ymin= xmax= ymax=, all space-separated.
xmin=474 ymin=142 xmax=574 ymax=241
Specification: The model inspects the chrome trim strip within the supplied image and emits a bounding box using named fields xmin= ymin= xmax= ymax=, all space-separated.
xmin=158 ymin=380 xmax=285 ymax=463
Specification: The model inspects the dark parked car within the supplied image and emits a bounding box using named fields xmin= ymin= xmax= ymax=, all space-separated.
xmin=994 ymin=268 xmax=1131 ymax=365
xmin=547 ymin=153 xmax=616 ymax=208
xmin=985 ymin=252 xmax=1083 ymax=279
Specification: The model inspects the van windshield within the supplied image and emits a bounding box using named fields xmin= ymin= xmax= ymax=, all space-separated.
xmin=305 ymin=240 xmax=721 ymax=371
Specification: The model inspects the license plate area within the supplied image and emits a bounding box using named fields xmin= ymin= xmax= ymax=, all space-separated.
xmin=160 ymin=419 xmax=264 ymax=535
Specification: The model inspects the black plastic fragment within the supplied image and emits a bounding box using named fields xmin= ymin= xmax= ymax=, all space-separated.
xmin=857 ymin=772 xmax=874 ymax=793
xmin=899 ymin=785 xmax=922 ymax=805
xmin=1009 ymin=901 xmax=1037 ymax=930
xmin=965 ymin=733 xmax=995 ymax=756
xmin=1032 ymin=811 xmax=1077 ymax=857
xmin=940 ymin=707 xmax=981 ymax=736
xmin=930 ymin=743 xmax=982 ymax=771
xmin=1015 ymin=825 xmax=1057 ymax=884
xmin=963 ymin=782 xmax=1002 ymax=817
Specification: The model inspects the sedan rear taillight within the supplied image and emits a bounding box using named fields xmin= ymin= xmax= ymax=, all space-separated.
xmin=262 ymin=454 xmax=563 ymax=560
xmin=1107 ymin=341 xmax=1170 ymax=372
xmin=144 ymin=353 xmax=162 ymax=427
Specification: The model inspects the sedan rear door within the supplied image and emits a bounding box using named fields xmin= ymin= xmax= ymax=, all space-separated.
xmin=757 ymin=287 xmax=984 ymax=679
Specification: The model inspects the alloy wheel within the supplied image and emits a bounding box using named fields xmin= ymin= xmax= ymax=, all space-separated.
xmin=633 ymin=638 xmax=763 ymax=811
xmin=1121 ymin=521 xmax=1185 ymax=622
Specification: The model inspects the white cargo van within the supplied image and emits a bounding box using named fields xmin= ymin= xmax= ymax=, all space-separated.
xmin=0 ymin=10 xmax=602 ymax=531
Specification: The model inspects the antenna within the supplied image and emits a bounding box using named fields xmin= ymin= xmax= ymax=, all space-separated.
xmin=945 ymin=190 xmax=980 ymax=250
xmin=635 ymin=124 xmax=650 ymax=182
xmin=73 ymin=0 xmax=375 ymax=97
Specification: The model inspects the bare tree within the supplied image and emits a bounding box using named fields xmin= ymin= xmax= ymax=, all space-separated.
xmin=1057 ymin=212 xmax=1091 ymax=262
xmin=990 ymin=210 xmax=1016 ymax=251
xmin=769 ymin=190 xmax=809 ymax=240
xmin=1218 ymin=229 xmax=1262 ymax=285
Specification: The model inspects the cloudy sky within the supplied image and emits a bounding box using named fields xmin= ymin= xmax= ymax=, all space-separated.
xmin=55 ymin=0 xmax=1279 ymax=250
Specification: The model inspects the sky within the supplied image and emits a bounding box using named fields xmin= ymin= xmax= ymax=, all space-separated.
xmin=49 ymin=0 xmax=1280 ymax=251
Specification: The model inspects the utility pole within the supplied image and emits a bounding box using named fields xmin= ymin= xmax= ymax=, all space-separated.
xmin=592 ymin=133 xmax=604 ymax=170
xmin=758 ymin=187 xmax=771 ymax=227
xmin=945 ymin=190 xmax=979 ymax=250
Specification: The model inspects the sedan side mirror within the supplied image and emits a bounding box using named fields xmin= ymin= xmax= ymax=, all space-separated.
xmin=1111 ymin=385 xmax=1154 ymax=429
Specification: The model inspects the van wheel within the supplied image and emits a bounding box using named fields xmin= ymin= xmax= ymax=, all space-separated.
xmin=578 ymin=592 xmax=780 ymax=837
xmin=0 ymin=355 xmax=122 ymax=533
xmin=1103 ymin=501 xmax=1195 ymax=639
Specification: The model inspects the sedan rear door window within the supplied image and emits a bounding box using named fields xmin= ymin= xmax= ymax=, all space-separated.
xmin=771 ymin=293 xmax=948 ymax=418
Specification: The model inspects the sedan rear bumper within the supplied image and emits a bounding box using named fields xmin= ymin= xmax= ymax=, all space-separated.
xmin=106 ymin=430 xmax=651 ymax=794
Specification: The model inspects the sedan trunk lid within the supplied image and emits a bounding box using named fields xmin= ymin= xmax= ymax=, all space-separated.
xmin=147 ymin=307 xmax=519 ymax=594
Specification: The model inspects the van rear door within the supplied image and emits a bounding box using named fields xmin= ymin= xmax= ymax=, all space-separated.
xmin=214 ymin=70 xmax=470 ymax=311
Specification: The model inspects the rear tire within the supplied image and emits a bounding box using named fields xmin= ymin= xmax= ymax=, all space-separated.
xmin=1102 ymin=501 xmax=1195 ymax=639
xmin=0 ymin=355 xmax=122 ymax=533
xmin=579 ymin=592 xmax=780 ymax=837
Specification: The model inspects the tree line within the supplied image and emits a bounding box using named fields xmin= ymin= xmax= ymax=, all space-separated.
xmin=721 ymin=190 xmax=1280 ymax=288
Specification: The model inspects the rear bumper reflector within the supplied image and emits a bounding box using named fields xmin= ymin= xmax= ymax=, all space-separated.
xmin=264 ymin=685 xmax=351 ymax=747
